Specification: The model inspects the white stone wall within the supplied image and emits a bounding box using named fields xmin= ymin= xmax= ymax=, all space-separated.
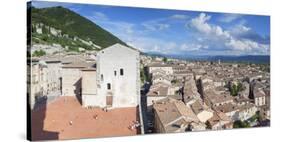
xmin=97 ymin=44 xmax=140 ymax=108
xmin=81 ymin=70 xmax=101 ymax=107
xmin=82 ymin=71 xmax=97 ymax=95
xmin=238 ymin=106 xmax=257 ymax=121
xmin=30 ymin=63 xmax=41 ymax=109
xmin=255 ymin=96 xmax=266 ymax=106
xmin=45 ymin=62 xmax=62 ymax=94
xmin=82 ymin=95 xmax=105 ymax=107
xmin=62 ymin=68 xmax=83 ymax=96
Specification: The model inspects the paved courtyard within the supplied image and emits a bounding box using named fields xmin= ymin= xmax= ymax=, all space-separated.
xmin=31 ymin=96 xmax=139 ymax=140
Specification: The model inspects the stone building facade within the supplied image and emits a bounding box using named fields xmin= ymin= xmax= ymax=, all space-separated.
xmin=87 ymin=43 xmax=140 ymax=108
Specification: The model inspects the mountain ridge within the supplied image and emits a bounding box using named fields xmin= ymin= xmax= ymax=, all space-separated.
xmin=145 ymin=52 xmax=270 ymax=64
xmin=31 ymin=6 xmax=127 ymax=51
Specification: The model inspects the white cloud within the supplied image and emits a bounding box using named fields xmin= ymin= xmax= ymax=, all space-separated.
xmin=109 ymin=21 xmax=135 ymax=35
xmin=141 ymin=14 xmax=188 ymax=31
xmin=170 ymin=14 xmax=188 ymax=20
xmin=189 ymin=13 xmax=231 ymax=39
xmin=226 ymin=38 xmax=255 ymax=51
xmin=229 ymin=23 xmax=269 ymax=45
xmin=92 ymin=12 xmax=108 ymax=21
xmin=142 ymin=21 xmax=170 ymax=31
xmin=189 ymin=13 xmax=212 ymax=34
xmin=86 ymin=12 xmax=135 ymax=36
xmin=231 ymin=25 xmax=251 ymax=35
xmin=84 ymin=10 xmax=268 ymax=55
xmin=85 ymin=12 xmax=173 ymax=54
xmin=188 ymin=13 xmax=269 ymax=55
xmin=218 ymin=14 xmax=242 ymax=23
xmin=117 ymin=31 xmax=179 ymax=54
xmin=180 ymin=44 xmax=201 ymax=51
xmin=158 ymin=24 xmax=170 ymax=30
xmin=109 ymin=12 xmax=269 ymax=55
xmin=85 ymin=11 xmax=109 ymax=22
xmin=225 ymin=38 xmax=269 ymax=54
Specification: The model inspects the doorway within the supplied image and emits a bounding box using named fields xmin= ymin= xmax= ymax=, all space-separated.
xmin=106 ymin=96 xmax=113 ymax=107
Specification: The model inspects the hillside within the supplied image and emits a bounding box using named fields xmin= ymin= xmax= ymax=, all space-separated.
xmin=31 ymin=6 xmax=127 ymax=51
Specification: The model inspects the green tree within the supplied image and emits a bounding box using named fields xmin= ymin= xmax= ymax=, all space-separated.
xmin=32 ymin=50 xmax=46 ymax=57
xmin=230 ymin=82 xmax=243 ymax=96
xmin=249 ymin=111 xmax=262 ymax=122
xmin=205 ymin=121 xmax=212 ymax=129
xmin=31 ymin=6 xmax=127 ymax=48
xmin=163 ymin=57 xmax=168 ymax=63
xmin=140 ymin=67 xmax=148 ymax=83
xmin=171 ymin=79 xmax=178 ymax=84
xmin=42 ymin=25 xmax=49 ymax=34
xmin=233 ymin=120 xmax=250 ymax=128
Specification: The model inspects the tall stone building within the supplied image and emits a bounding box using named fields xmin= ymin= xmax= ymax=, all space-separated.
xmin=87 ymin=43 xmax=140 ymax=108
xmin=29 ymin=57 xmax=62 ymax=109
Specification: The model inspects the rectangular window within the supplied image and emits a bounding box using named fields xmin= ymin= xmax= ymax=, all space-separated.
xmin=107 ymin=83 xmax=111 ymax=90
xmin=120 ymin=68 xmax=124 ymax=76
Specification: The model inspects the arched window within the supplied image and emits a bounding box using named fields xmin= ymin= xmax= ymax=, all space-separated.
xmin=114 ymin=71 xmax=117 ymax=76
xmin=120 ymin=68 xmax=124 ymax=76
xmin=101 ymin=74 xmax=104 ymax=81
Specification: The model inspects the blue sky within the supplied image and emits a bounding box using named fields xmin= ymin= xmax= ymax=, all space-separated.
xmin=32 ymin=1 xmax=270 ymax=56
